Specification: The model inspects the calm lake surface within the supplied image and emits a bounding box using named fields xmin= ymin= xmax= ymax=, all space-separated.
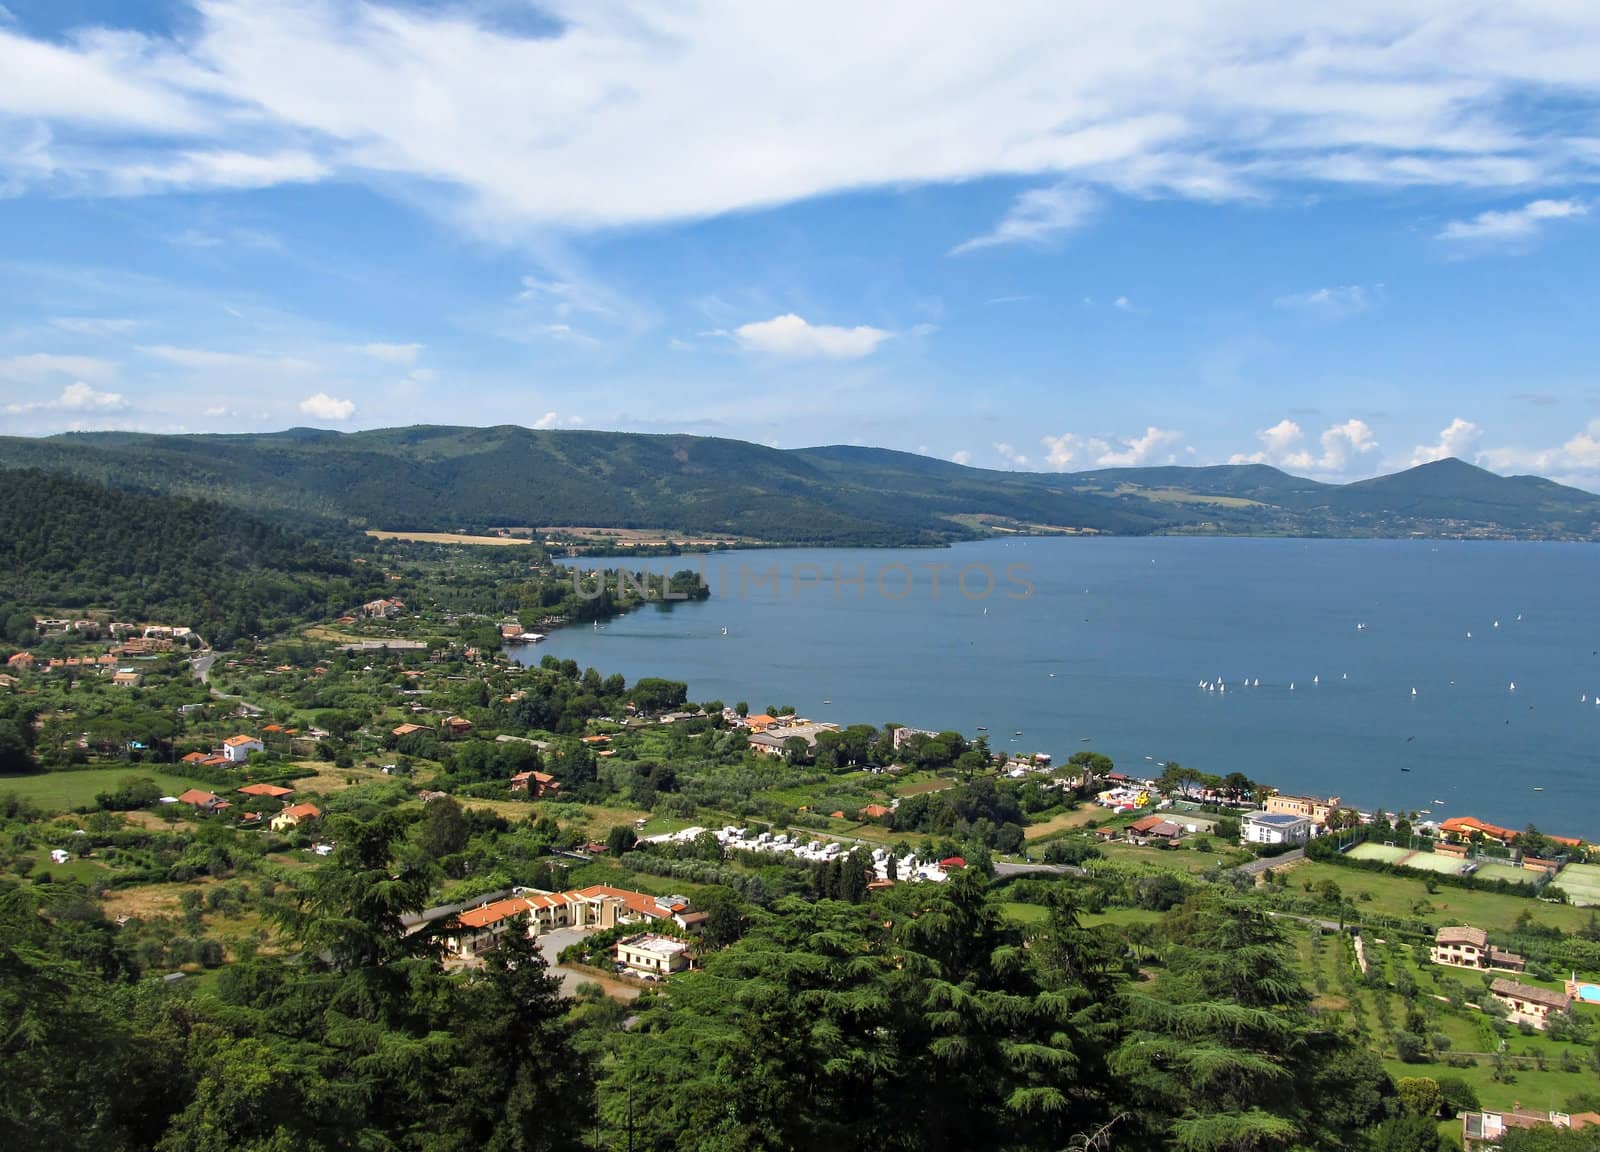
xmin=515 ymin=538 xmax=1600 ymax=837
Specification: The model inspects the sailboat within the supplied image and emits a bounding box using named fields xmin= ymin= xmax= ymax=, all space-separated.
xmin=721 ymin=626 xmax=728 ymax=636
xmin=1289 ymin=682 xmax=1295 ymax=690
xmin=1509 ymin=682 xmax=1516 ymax=692
xmin=1411 ymin=687 xmax=1418 ymax=697
xmin=1313 ymin=674 xmax=1319 ymax=685
xmin=1253 ymin=678 xmax=1260 ymax=687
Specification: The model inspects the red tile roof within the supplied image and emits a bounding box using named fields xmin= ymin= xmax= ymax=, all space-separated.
xmin=238 ymin=783 xmax=294 ymax=798
xmin=278 ymin=802 xmax=321 ymax=822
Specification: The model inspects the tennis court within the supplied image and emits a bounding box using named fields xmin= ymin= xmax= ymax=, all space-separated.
xmin=1555 ymin=863 xmax=1600 ymax=907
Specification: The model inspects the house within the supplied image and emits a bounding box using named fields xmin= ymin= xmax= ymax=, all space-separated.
xmin=271 ymin=802 xmax=322 ymax=832
xmin=1439 ymin=815 xmax=1517 ymax=847
xmin=391 ymin=723 xmax=430 ymax=738
xmin=238 ymin=783 xmax=294 ymax=799
xmin=0 ymin=673 xmax=17 ymax=690
xmin=441 ymin=715 xmax=474 ymax=737
xmin=615 ymin=933 xmax=690 ymax=977
xmin=860 ymin=803 xmax=892 ymax=820
xmin=177 ymin=788 xmax=228 ymax=812
xmin=111 ymin=669 xmax=143 ymax=688
xmin=1490 ymin=979 xmax=1572 ymax=1029
xmin=1241 ymin=811 xmax=1312 ymax=846
xmin=180 ymin=751 xmax=210 ymax=765
xmin=510 ymin=769 xmax=561 ymax=798
xmin=1463 ymin=1109 xmax=1600 ymax=1149
xmin=1128 ymin=814 xmax=1183 ymax=841
xmin=674 ymin=910 xmax=710 ymax=933
xmin=448 ymin=897 xmax=536 ymax=957
xmin=361 ymin=598 xmax=405 ymax=618
xmin=1264 ymin=792 xmax=1342 ymax=826
xmin=939 ymin=856 xmax=968 ymax=870
xmin=222 ymin=735 xmax=264 ymax=763
xmin=50 ymin=849 xmax=71 ymax=864
xmin=1432 ymin=925 xmax=1525 ymax=972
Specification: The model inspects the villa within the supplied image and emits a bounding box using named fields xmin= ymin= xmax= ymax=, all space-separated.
xmin=1430 ymin=926 xmax=1526 ymax=972
xmin=615 ymin=933 xmax=690 ymax=977
xmin=1489 ymin=978 xmax=1572 ymax=1030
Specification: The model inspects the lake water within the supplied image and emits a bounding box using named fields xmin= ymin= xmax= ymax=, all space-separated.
xmin=513 ymin=538 xmax=1600 ymax=838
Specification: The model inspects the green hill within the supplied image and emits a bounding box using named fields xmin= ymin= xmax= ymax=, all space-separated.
xmin=0 ymin=468 xmax=378 ymax=648
xmin=1 ymin=427 xmax=1597 ymax=544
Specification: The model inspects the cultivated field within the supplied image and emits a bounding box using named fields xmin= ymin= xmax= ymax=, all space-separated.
xmin=365 ymin=530 xmax=534 ymax=546
xmin=1290 ymin=861 xmax=1589 ymax=933
xmin=537 ymin=526 xmax=762 ymax=547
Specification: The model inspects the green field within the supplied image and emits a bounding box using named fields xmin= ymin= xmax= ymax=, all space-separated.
xmin=1348 ymin=842 xmax=1412 ymax=864
xmin=1289 ymin=861 xmax=1589 ymax=934
xmin=1471 ymin=862 xmax=1530 ymax=885
xmin=1555 ymin=862 xmax=1600 ymax=907
xmin=0 ymin=768 xmax=198 ymax=811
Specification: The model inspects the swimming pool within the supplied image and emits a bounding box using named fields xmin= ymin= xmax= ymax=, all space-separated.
xmin=1577 ymin=983 xmax=1600 ymax=1004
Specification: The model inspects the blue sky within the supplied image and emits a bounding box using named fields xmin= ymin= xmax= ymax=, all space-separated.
xmin=2 ymin=2 xmax=1600 ymax=487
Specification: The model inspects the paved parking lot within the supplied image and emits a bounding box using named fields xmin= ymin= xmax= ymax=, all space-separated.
xmin=536 ymin=927 xmax=640 ymax=1000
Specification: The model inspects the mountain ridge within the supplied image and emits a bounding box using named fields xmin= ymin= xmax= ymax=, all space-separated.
xmin=2 ymin=426 xmax=1597 ymax=544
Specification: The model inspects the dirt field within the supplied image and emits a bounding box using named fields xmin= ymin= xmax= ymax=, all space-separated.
xmin=538 ymin=526 xmax=762 ymax=546
xmin=1023 ymin=807 xmax=1102 ymax=840
xmin=365 ymin=530 xmax=534 ymax=546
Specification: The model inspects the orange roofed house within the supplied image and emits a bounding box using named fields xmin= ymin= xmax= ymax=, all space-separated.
xmin=177 ymin=789 xmax=229 ymax=813
xmin=510 ymin=770 xmax=561 ymax=798
xmin=445 ymin=885 xmax=682 ymax=958
xmin=271 ymin=802 xmax=322 ymax=832
xmin=238 ymin=783 xmax=295 ymax=800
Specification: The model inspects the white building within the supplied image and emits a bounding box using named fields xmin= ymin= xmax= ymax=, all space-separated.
xmin=1241 ymin=811 xmax=1312 ymax=846
xmin=221 ymin=735 xmax=264 ymax=763
xmin=616 ymin=933 xmax=690 ymax=977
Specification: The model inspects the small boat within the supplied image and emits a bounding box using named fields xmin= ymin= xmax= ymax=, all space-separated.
xmin=1079 ymin=736 xmax=1092 ymax=742
xmin=1341 ymin=673 xmax=1348 ymax=680
xmin=721 ymin=626 xmax=728 ymax=636
xmin=1517 ymin=614 xmax=1523 ymax=621
xmin=1289 ymin=682 xmax=1295 ymax=690
xmin=1411 ymin=687 xmax=1417 ymax=697
xmin=1509 ymin=682 xmax=1516 ymax=692
xmin=1400 ymin=767 xmax=1411 ymax=772
xmin=1313 ymin=675 xmax=1319 ymax=685
xmin=1014 ymin=730 xmax=1023 ymax=736
xmin=1253 ymin=678 xmax=1260 ymax=687
xmin=1433 ymin=799 xmax=1445 ymax=805
xmin=1494 ymin=620 xmax=1500 ymax=628
xmin=822 ymin=699 xmax=832 ymax=705
xmin=1534 ymin=786 xmax=1545 ymax=792
xmin=976 ymin=726 xmax=987 ymax=731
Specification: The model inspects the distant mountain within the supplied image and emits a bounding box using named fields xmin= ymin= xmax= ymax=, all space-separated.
xmin=1 ymin=426 xmax=1597 ymax=545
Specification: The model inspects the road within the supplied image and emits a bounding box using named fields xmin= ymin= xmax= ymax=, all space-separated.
xmin=536 ymin=928 xmax=641 ymax=1000
xmin=993 ymin=861 xmax=1087 ymax=878
xmin=190 ymin=651 xmax=264 ymax=715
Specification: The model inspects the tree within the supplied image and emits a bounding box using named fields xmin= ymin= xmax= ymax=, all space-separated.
xmin=1394 ymin=1077 xmax=1442 ymax=1118
xmin=606 ymin=823 xmax=638 ymax=856
xmin=417 ymin=795 xmax=470 ymax=859
xmin=1366 ymin=1114 xmax=1445 ymax=1152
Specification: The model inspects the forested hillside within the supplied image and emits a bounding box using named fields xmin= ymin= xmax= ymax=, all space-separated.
xmin=2 ymin=426 xmax=1599 ymax=543
xmin=0 ymin=469 xmax=378 ymax=647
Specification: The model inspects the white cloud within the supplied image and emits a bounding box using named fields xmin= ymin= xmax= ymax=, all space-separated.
xmin=139 ymin=345 xmax=316 ymax=373
xmin=1478 ymin=420 xmax=1600 ymax=487
xmin=0 ymin=352 xmax=118 ymax=384
xmin=1410 ymin=417 xmax=1483 ymax=465
xmin=994 ymin=442 xmax=1030 ymax=468
xmin=1438 ymin=199 xmax=1587 ymax=243
xmin=951 ymin=185 xmax=1094 ymax=254
xmin=298 ymin=392 xmax=354 ymax=421
xmin=951 ymin=449 xmax=972 ymax=466
xmin=530 ymin=411 xmax=584 ymax=430
xmin=1274 ymin=285 xmax=1371 ymax=315
xmin=3 ymin=381 xmax=126 ymax=414
xmin=732 ymin=314 xmax=891 ymax=360
xmin=1042 ymin=426 xmax=1183 ymax=470
xmin=48 ymin=316 xmax=137 ymax=336
xmin=359 ymin=342 xmax=423 ymax=364
xmin=1230 ymin=417 xmax=1379 ymax=474
xmin=1113 ymin=296 xmax=1134 ymax=312
xmin=7 ymin=4 xmax=1600 ymax=223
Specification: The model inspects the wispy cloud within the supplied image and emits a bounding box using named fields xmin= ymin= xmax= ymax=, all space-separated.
xmin=139 ymin=345 xmax=316 ymax=373
xmin=531 ymin=411 xmax=584 ymax=430
xmin=49 ymin=316 xmax=138 ymax=337
xmin=1273 ymin=285 xmax=1373 ymax=316
xmin=6 ymin=4 xmax=1600 ymax=227
xmin=732 ymin=314 xmax=891 ymax=360
xmin=951 ymin=186 xmax=1094 ymax=255
xmin=1438 ymin=199 xmax=1587 ymax=244
xmin=0 ymin=352 xmax=118 ymax=384
xmin=359 ymin=342 xmax=424 ymax=365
